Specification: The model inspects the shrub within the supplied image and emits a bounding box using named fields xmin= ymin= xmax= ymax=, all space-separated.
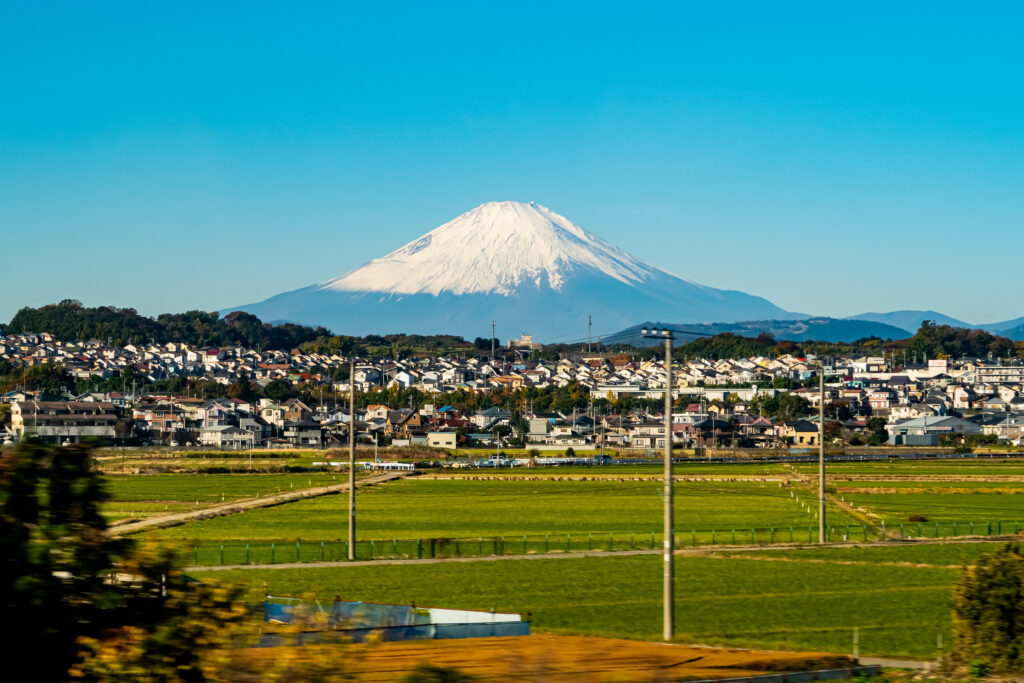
xmin=952 ymin=544 xmax=1024 ymax=674
xmin=403 ymin=664 xmax=475 ymax=682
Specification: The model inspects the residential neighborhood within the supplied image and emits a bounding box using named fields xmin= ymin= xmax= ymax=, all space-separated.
xmin=2 ymin=332 xmax=1022 ymax=450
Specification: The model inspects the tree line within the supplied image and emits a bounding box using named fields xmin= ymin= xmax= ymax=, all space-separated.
xmin=4 ymin=300 xmax=490 ymax=356
xmin=666 ymin=322 xmax=1019 ymax=361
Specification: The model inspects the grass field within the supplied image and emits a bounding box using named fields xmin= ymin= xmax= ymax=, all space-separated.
xmin=843 ymin=491 xmax=1024 ymax=525
xmin=116 ymin=458 xmax=1024 ymax=659
xmin=793 ymin=459 xmax=1024 ymax=477
xmin=716 ymin=540 xmax=1011 ymax=567
xmin=101 ymin=472 xmax=362 ymax=521
xmin=838 ymin=480 xmax=1024 ymax=489
xmin=436 ymin=462 xmax=790 ymax=476
xmin=191 ymin=542 xmax=996 ymax=659
xmin=152 ymin=478 xmax=854 ymax=543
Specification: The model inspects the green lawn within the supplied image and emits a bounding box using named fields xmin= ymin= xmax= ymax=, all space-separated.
xmin=153 ymin=478 xmax=856 ymax=543
xmin=193 ymin=550 xmax=963 ymax=659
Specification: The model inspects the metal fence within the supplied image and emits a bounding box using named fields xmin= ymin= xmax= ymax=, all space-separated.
xmin=257 ymin=596 xmax=529 ymax=645
xmin=187 ymin=519 xmax=1023 ymax=566
xmin=256 ymin=622 xmax=531 ymax=646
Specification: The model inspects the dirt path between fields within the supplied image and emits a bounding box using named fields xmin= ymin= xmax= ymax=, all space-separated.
xmin=107 ymin=471 xmax=410 ymax=536
xmin=420 ymin=474 xmax=788 ymax=482
xmin=709 ymin=553 xmax=963 ymax=570
xmin=783 ymin=463 xmax=882 ymax=531
xmin=188 ymin=536 xmax=1015 ymax=572
xmin=829 ymin=474 xmax=1024 ymax=482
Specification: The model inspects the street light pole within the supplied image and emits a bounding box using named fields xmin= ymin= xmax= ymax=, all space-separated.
xmin=642 ymin=327 xmax=674 ymax=642
xmin=348 ymin=360 xmax=356 ymax=560
xmin=818 ymin=360 xmax=826 ymax=543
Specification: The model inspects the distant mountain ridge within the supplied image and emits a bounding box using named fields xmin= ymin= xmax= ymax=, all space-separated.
xmin=844 ymin=310 xmax=970 ymax=332
xmin=843 ymin=310 xmax=1024 ymax=340
xmin=605 ymin=317 xmax=913 ymax=346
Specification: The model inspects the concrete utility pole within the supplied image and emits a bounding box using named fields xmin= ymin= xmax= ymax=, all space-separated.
xmin=490 ymin=320 xmax=496 ymax=364
xmin=348 ymin=360 xmax=356 ymax=560
xmin=642 ymin=327 xmax=675 ymax=641
xmin=588 ymin=313 xmax=592 ymax=353
xmin=819 ymin=360 xmax=826 ymax=543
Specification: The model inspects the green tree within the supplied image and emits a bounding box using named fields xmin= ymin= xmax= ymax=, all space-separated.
xmin=0 ymin=440 xmax=249 ymax=680
xmin=823 ymin=420 xmax=843 ymax=441
xmin=866 ymin=417 xmax=888 ymax=445
xmin=227 ymin=370 xmax=255 ymax=401
xmin=264 ymin=379 xmax=296 ymax=402
xmin=751 ymin=393 xmax=810 ymax=421
xmin=952 ymin=544 xmax=1024 ymax=674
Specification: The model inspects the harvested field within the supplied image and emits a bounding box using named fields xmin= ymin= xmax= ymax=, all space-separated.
xmin=228 ymin=634 xmax=853 ymax=682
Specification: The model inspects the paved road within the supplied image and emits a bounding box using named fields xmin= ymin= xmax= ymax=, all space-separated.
xmin=109 ymin=471 xmax=408 ymax=536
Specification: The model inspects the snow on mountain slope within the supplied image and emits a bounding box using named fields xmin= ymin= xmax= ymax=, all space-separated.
xmin=321 ymin=201 xmax=676 ymax=296
xmin=226 ymin=201 xmax=795 ymax=340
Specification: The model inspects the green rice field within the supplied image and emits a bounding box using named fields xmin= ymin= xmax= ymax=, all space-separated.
xmin=191 ymin=543 xmax=999 ymax=659
xmin=792 ymin=458 xmax=1024 ymax=477
xmin=843 ymin=491 xmax=1024 ymax=525
xmin=151 ymin=478 xmax=853 ymax=542
xmin=102 ymin=472 xmax=362 ymax=521
xmin=107 ymin=458 xmax=1024 ymax=659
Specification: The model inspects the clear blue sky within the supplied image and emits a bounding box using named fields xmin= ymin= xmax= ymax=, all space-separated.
xmin=2 ymin=2 xmax=1022 ymax=325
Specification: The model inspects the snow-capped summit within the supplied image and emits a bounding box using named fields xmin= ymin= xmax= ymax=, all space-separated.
xmin=226 ymin=201 xmax=794 ymax=340
xmin=321 ymin=201 xmax=669 ymax=296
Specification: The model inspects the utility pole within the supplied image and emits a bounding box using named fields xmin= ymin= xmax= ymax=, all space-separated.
xmin=588 ymin=313 xmax=592 ymax=353
xmin=348 ymin=360 xmax=356 ymax=560
xmin=641 ymin=327 xmax=674 ymax=642
xmin=819 ymin=359 xmax=826 ymax=543
xmin=490 ymin=320 xmax=496 ymax=364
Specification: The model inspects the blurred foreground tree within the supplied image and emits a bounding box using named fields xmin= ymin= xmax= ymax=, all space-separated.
xmin=952 ymin=544 xmax=1024 ymax=675
xmin=0 ymin=440 xmax=249 ymax=681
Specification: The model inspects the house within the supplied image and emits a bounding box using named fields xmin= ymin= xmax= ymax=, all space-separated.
xmin=691 ymin=418 xmax=734 ymax=448
xmin=282 ymin=398 xmax=313 ymax=423
xmin=365 ymin=404 xmax=390 ymax=421
xmin=866 ymin=389 xmax=898 ymax=411
xmin=630 ymin=422 xmax=668 ymax=449
xmin=979 ymin=396 xmax=1010 ymax=412
xmin=886 ymin=415 xmax=981 ymax=446
xmin=283 ymin=420 xmax=323 ymax=447
xmin=199 ymin=425 xmax=255 ymax=450
xmin=11 ymin=401 xmax=123 ymax=444
xmin=427 ymin=431 xmax=457 ymax=449
xmin=889 ymin=403 xmax=942 ymax=421
xmin=472 ymin=407 xmax=512 ymax=430
xmin=780 ymin=419 xmax=818 ymax=446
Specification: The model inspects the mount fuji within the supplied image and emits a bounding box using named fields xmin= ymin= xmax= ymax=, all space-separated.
xmin=226 ymin=201 xmax=796 ymax=341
